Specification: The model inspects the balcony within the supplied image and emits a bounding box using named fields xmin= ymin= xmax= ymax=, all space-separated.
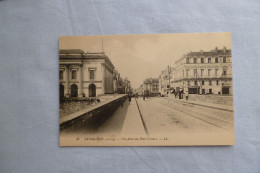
xmin=220 ymin=74 xmax=232 ymax=79
xmin=172 ymin=74 xmax=232 ymax=82
xmin=221 ymin=82 xmax=232 ymax=87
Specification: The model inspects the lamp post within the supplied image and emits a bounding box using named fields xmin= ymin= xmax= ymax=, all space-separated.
xmin=195 ymin=70 xmax=199 ymax=95
xmin=168 ymin=65 xmax=171 ymax=91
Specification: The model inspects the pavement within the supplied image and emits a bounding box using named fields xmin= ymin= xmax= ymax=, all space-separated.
xmin=75 ymin=98 xmax=147 ymax=136
xmin=120 ymin=99 xmax=147 ymax=136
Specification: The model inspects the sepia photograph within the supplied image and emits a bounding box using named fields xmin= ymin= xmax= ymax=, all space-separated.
xmin=59 ymin=32 xmax=234 ymax=146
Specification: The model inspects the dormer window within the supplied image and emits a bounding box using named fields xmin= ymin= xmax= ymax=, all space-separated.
xmin=186 ymin=58 xmax=190 ymax=64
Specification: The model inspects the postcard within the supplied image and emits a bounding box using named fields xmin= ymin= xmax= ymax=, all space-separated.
xmin=59 ymin=32 xmax=234 ymax=146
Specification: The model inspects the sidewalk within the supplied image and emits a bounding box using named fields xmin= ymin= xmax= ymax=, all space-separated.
xmin=166 ymin=96 xmax=233 ymax=112
xmin=121 ymin=99 xmax=147 ymax=136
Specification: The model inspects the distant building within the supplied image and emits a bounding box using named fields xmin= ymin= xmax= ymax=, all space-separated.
xmin=159 ymin=66 xmax=174 ymax=95
xmin=172 ymin=47 xmax=232 ymax=95
xmin=113 ymin=69 xmax=120 ymax=93
xmin=117 ymin=78 xmax=131 ymax=94
xmin=143 ymin=78 xmax=159 ymax=96
xmin=134 ymin=84 xmax=145 ymax=96
xmin=59 ymin=49 xmax=116 ymax=98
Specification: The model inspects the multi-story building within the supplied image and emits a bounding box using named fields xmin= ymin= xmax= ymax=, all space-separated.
xmin=113 ymin=69 xmax=120 ymax=93
xmin=134 ymin=84 xmax=145 ymax=96
xmin=159 ymin=66 xmax=174 ymax=95
xmin=59 ymin=49 xmax=116 ymax=98
xmin=117 ymin=77 xmax=131 ymax=94
xmin=172 ymin=47 xmax=232 ymax=95
xmin=143 ymin=78 xmax=159 ymax=96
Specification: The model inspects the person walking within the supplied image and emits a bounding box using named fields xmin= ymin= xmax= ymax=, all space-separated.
xmin=185 ymin=91 xmax=189 ymax=101
xmin=128 ymin=93 xmax=131 ymax=104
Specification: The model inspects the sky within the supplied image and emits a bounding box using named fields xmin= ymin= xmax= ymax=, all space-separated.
xmin=59 ymin=33 xmax=231 ymax=89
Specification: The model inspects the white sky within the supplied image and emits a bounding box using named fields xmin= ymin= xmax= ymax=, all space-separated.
xmin=60 ymin=33 xmax=231 ymax=89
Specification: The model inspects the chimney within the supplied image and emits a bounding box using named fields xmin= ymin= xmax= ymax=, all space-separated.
xmin=223 ymin=46 xmax=226 ymax=53
xmin=215 ymin=47 xmax=218 ymax=53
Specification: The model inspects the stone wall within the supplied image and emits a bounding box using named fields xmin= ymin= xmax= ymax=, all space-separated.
xmin=60 ymin=94 xmax=127 ymax=132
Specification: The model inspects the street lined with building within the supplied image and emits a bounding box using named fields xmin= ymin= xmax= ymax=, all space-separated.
xmin=59 ymin=45 xmax=234 ymax=139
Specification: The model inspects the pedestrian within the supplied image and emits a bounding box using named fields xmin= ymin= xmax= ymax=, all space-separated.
xmin=143 ymin=93 xmax=145 ymax=101
xmin=128 ymin=93 xmax=131 ymax=104
xmin=185 ymin=91 xmax=189 ymax=101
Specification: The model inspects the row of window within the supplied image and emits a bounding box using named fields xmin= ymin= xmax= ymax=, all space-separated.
xmin=59 ymin=70 xmax=95 ymax=80
xmin=186 ymin=57 xmax=227 ymax=64
xmin=183 ymin=69 xmax=227 ymax=77
xmin=188 ymin=80 xmax=219 ymax=86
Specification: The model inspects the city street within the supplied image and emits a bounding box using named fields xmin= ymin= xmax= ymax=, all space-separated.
xmin=63 ymin=96 xmax=234 ymax=137
xmin=136 ymin=97 xmax=234 ymax=136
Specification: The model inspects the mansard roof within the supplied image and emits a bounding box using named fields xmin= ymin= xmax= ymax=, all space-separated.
xmin=59 ymin=49 xmax=84 ymax=54
xmin=186 ymin=49 xmax=231 ymax=57
xmin=143 ymin=78 xmax=159 ymax=84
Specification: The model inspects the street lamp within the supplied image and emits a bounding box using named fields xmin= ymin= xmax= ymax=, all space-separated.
xmin=168 ymin=66 xmax=171 ymax=88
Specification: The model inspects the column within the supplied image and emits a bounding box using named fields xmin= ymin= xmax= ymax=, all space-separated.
xmin=65 ymin=65 xmax=70 ymax=98
xmin=78 ymin=64 xmax=83 ymax=97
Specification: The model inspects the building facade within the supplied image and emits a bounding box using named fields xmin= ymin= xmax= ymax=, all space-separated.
xmin=59 ymin=49 xmax=116 ymax=98
xmin=117 ymin=77 xmax=131 ymax=94
xmin=159 ymin=66 xmax=174 ymax=95
xmin=172 ymin=47 xmax=233 ymax=95
xmin=143 ymin=78 xmax=159 ymax=96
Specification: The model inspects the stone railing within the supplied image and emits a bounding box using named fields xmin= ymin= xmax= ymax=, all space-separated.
xmin=188 ymin=94 xmax=233 ymax=106
xmin=60 ymin=94 xmax=127 ymax=132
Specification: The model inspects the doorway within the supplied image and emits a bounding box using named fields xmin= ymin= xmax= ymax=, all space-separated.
xmin=60 ymin=84 xmax=64 ymax=99
xmin=71 ymin=84 xmax=78 ymax=97
xmin=89 ymin=84 xmax=96 ymax=97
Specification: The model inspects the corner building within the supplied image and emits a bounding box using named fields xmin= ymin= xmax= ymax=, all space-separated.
xmin=172 ymin=47 xmax=233 ymax=95
xmin=59 ymin=49 xmax=115 ymax=98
